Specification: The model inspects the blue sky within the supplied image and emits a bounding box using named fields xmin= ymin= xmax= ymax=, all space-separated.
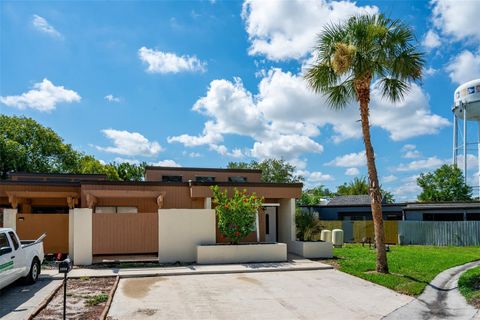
xmin=1 ymin=0 xmax=480 ymax=200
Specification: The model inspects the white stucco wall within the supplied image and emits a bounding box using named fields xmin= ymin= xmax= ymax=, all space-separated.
xmin=72 ymin=208 xmax=92 ymax=265
xmin=277 ymin=198 xmax=296 ymax=246
xmin=197 ymin=243 xmax=287 ymax=264
xmin=158 ymin=209 xmax=216 ymax=263
xmin=68 ymin=209 xmax=74 ymax=258
xmin=3 ymin=209 xmax=17 ymax=230
xmin=289 ymin=241 xmax=333 ymax=258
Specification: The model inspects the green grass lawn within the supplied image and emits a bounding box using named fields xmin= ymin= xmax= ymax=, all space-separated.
xmin=458 ymin=266 xmax=480 ymax=308
xmin=329 ymin=244 xmax=480 ymax=296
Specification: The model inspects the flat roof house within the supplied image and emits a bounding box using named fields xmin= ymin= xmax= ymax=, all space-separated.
xmin=0 ymin=166 xmax=302 ymax=265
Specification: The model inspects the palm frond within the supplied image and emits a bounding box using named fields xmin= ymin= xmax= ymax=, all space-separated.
xmin=376 ymin=78 xmax=409 ymax=103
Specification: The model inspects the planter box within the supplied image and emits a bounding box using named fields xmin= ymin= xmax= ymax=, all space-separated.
xmin=196 ymin=243 xmax=287 ymax=264
xmin=289 ymin=241 xmax=333 ymax=259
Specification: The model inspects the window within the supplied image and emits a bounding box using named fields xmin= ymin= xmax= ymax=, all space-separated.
xmin=195 ymin=176 xmax=215 ymax=182
xmin=266 ymin=214 xmax=270 ymax=235
xmin=162 ymin=175 xmax=182 ymax=182
xmin=228 ymin=176 xmax=247 ymax=183
xmin=0 ymin=234 xmax=11 ymax=254
xmin=95 ymin=206 xmax=138 ymax=214
xmin=32 ymin=206 xmax=69 ymax=214
xmin=8 ymin=232 xmax=19 ymax=250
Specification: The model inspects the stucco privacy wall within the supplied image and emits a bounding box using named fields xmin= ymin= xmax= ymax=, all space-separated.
xmin=158 ymin=209 xmax=216 ymax=263
xmin=3 ymin=209 xmax=17 ymax=230
xmin=278 ymin=198 xmax=296 ymax=246
xmin=68 ymin=209 xmax=74 ymax=258
xmin=72 ymin=208 xmax=92 ymax=265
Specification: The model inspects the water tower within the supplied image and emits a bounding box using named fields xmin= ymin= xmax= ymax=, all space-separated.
xmin=452 ymin=79 xmax=480 ymax=197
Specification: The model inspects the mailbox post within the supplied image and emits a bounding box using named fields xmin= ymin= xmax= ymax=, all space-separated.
xmin=58 ymin=257 xmax=72 ymax=320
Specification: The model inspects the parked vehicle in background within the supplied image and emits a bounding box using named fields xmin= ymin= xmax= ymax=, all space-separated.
xmin=0 ymin=228 xmax=45 ymax=290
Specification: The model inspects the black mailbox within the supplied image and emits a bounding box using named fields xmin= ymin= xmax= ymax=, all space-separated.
xmin=58 ymin=257 xmax=72 ymax=274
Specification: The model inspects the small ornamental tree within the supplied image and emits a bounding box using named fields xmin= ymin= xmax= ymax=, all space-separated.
xmin=211 ymin=185 xmax=264 ymax=245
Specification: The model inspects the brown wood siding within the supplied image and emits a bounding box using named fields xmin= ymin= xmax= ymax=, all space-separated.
xmin=145 ymin=169 xmax=262 ymax=183
xmin=81 ymin=184 xmax=196 ymax=210
xmin=16 ymin=213 xmax=69 ymax=253
xmin=92 ymin=213 xmax=158 ymax=255
xmin=191 ymin=186 xmax=301 ymax=199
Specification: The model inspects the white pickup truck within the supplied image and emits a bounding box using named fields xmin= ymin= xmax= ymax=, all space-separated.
xmin=0 ymin=228 xmax=45 ymax=290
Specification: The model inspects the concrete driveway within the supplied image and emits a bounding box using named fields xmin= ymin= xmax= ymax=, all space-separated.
xmin=107 ymin=269 xmax=413 ymax=320
xmin=0 ymin=278 xmax=62 ymax=320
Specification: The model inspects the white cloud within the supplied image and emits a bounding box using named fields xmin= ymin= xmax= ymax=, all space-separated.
xmin=424 ymin=67 xmax=438 ymax=77
xmin=138 ymin=47 xmax=206 ymax=74
xmin=431 ymin=0 xmax=480 ymax=44
xmin=396 ymin=156 xmax=446 ymax=172
xmin=446 ymin=50 xmax=480 ymax=85
xmin=169 ymin=67 xmax=448 ymax=167
xmin=297 ymin=170 xmax=334 ymax=186
xmin=345 ymin=167 xmax=360 ymax=176
xmin=382 ymin=175 xmax=398 ymax=183
xmin=104 ymin=94 xmax=121 ymax=103
xmin=370 ymin=82 xmax=450 ymax=141
xmin=402 ymin=144 xmax=421 ymax=159
xmin=152 ymin=159 xmax=181 ymax=167
xmin=251 ymin=134 xmax=323 ymax=162
xmin=32 ymin=15 xmax=61 ymax=38
xmin=96 ymin=129 xmax=163 ymax=157
xmin=326 ymin=152 xmax=366 ymax=168
xmin=113 ymin=157 xmax=140 ymax=165
xmin=241 ymin=0 xmax=378 ymax=61
xmin=0 ymin=79 xmax=81 ymax=112
xmin=394 ymin=175 xmax=421 ymax=200
xmin=422 ymin=30 xmax=441 ymax=50
xmin=186 ymin=152 xmax=201 ymax=158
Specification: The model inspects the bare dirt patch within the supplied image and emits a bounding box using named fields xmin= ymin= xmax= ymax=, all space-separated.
xmin=34 ymin=277 xmax=115 ymax=320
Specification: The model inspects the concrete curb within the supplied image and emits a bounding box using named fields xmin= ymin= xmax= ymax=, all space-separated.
xmin=41 ymin=263 xmax=333 ymax=280
xmin=383 ymin=260 xmax=480 ymax=320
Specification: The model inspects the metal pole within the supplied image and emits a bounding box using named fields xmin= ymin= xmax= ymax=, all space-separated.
xmin=478 ymin=120 xmax=480 ymax=199
xmin=453 ymin=112 xmax=458 ymax=166
xmin=63 ymin=273 xmax=67 ymax=320
xmin=463 ymin=105 xmax=467 ymax=184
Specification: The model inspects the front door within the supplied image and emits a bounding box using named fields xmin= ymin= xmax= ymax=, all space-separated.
xmin=264 ymin=207 xmax=277 ymax=243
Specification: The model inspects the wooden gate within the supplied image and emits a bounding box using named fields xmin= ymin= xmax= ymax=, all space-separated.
xmin=92 ymin=213 xmax=158 ymax=255
xmin=16 ymin=213 xmax=69 ymax=254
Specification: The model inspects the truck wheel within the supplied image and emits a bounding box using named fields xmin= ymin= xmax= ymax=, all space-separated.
xmin=24 ymin=258 xmax=41 ymax=284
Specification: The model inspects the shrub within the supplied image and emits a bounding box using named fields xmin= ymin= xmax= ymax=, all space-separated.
xmin=211 ymin=185 xmax=264 ymax=245
xmin=295 ymin=208 xmax=323 ymax=241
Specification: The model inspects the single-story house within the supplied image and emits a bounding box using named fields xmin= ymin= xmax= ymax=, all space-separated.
xmin=300 ymin=195 xmax=480 ymax=221
xmin=0 ymin=166 xmax=302 ymax=265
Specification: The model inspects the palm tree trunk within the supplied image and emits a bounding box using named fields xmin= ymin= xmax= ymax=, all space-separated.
xmin=355 ymin=76 xmax=389 ymax=274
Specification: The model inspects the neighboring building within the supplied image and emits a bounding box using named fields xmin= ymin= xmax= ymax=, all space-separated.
xmin=0 ymin=167 xmax=302 ymax=261
xmin=300 ymin=195 xmax=480 ymax=221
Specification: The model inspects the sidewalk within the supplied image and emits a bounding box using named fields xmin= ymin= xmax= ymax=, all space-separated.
xmin=42 ymin=257 xmax=333 ymax=279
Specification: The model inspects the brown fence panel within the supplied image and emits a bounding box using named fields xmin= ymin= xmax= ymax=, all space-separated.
xmin=92 ymin=213 xmax=158 ymax=255
xmin=16 ymin=213 xmax=69 ymax=253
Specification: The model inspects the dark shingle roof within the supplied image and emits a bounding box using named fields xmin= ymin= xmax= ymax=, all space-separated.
xmin=327 ymin=195 xmax=373 ymax=205
xmin=404 ymin=202 xmax=480 ymax=210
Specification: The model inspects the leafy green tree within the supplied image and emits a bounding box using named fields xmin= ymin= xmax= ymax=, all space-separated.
xmin=0 ymin=115 xmax=81 ymax=179
xmin=417 ymin=164 xmax=472 ymax=202
xmin=295 ymin=208 xmax=323 ymax=241
xmin=298 ymin=186 xmax=334 ymax=205
xmin=211 ymin=186 xmax=264 ymax=244
xmin=111 ymin=162 xmax=147 ymax=181
xmin=336 ymin=177 xmax=395 ymax=204
xmin=227 ymin=159 xmax=303 ymax=183
xmin=305 ymin=14 xmax=424 ymax=273
xmin=77 ymin=156 xmax=120 ymax=180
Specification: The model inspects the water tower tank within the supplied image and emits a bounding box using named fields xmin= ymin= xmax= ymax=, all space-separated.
xmin=453 ymin=79 xmax=480 ymax=119
xmin=452 ymin=79 xmax=480 ymax=197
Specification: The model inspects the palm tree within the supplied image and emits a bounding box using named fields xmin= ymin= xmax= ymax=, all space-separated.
xmin=305 ymin=14 xmax=424 ymax=273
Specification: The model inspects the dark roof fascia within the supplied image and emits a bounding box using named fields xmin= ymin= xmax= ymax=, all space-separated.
xmin=0 ymin=180 xmax=81 ymax=187
xmin=189 ymin=181 xmax=303 ymax=188
xmin=7 ymin=172 xmax=107 ymax=178
xmin=0 ymin=179 xmax=302 ymax=188
xmin=145 ymin=166 xmax=262 ymax=174
xmin=299 ymin=203 xmax=406 ymax=208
